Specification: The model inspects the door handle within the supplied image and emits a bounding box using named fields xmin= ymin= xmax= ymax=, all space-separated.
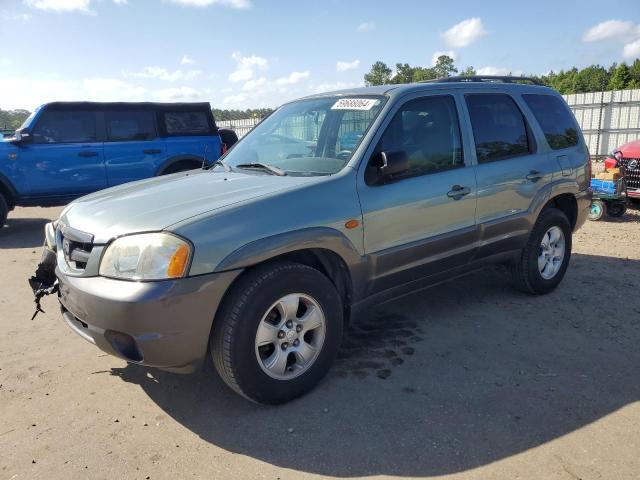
xmin=143 ymin=149 xmax=162 ymax=154
xmin=447 ymin=185 xmax=471 ymax=200
xmin=526 ymin=170 xmax=542 ymax=182
xmin=78 ymin=151 xmax=98 ymax=157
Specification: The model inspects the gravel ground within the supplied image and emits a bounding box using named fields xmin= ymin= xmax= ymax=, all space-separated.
xmin=1 ymin=206 xmax=639 ymax=480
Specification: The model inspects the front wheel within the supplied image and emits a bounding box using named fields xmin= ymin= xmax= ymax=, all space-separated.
xmin=0 ymin=193 xmax=7 ymax=229
xmin=511 ymin=208 xmax=572 ymax=295
xmin=211 ymin=261 xmax=343 ymax=404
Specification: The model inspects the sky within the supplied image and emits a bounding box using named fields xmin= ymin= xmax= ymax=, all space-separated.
xmin=0 ymin=0 xmax=639 ymax=111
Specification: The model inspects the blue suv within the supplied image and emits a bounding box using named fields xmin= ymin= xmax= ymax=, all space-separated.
xmin=0 ymin=102 xmax=233 ymax=228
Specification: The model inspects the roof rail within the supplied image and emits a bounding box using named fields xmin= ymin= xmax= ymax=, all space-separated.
xmin=423 ymin=75 xmax=543 ymax=86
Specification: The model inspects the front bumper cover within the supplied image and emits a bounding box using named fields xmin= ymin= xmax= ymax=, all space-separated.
xmin=56 ymin=268 xmax=241 ymax=372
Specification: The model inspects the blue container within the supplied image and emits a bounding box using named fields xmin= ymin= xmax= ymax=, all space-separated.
xmin=590 ymin=178 xmax=617 ymax=195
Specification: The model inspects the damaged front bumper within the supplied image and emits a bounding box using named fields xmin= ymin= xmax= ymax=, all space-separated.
xmin=29 ymin=221 xmax=242 ymax=372
xmin=28 ymin=227 xmax=58 ymax=320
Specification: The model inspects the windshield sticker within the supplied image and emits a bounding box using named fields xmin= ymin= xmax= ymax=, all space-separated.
xmin=331 ymin=98 xmax=379 ymax=111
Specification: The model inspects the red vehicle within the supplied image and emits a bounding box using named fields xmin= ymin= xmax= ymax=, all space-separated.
xmin=609 ymin=139 xmax=640 ymax=201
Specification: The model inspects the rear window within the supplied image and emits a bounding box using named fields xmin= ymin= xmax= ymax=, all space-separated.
xmin=32 ymin=110 xmax=97 ymax=144
xmin=106 ymin=110 xmax=156 ymax=141
xmin=466 ymin=93 xmax=530 ymax=163
xmin=163 ymin=111 xmax=212 ymax=136
xmin=522 ymin=94 xmax=579 ymax=150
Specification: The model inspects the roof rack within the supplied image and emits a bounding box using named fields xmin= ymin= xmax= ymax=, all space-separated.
xmin=423 ymin=75 xmax=543 ymax=86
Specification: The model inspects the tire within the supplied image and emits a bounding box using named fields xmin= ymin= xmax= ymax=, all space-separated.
xmin=588 ymin=200 xmax=605 ymax=221
xmin=218 ymin=128 xmax=238 ymax=149
xmin=511 ymin=208 xmax=572 ymax=295
xmin=606 ymin=201 xmax=626 ymax=218
xmin=0 ymin=193 xmax=7 ymax=229
xmin=211 ymin=261 xmax=343 ymax=404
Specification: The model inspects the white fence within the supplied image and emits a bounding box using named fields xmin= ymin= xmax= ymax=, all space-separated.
xmin=217 ymin=118 xmax=261 ymax=139
xmin=218 ymin=88 xmax=640 ymax=155
xmin=564 ymin=88 xmax=640 ymax=157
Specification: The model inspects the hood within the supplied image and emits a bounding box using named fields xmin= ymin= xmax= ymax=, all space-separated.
xmin=617 ymin=140 xmax=640 ymax=158
xmin=60 ymin=169 xmax=318 ymax=243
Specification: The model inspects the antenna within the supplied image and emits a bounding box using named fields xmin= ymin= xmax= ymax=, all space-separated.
xmin=202 ymin=143 xmax=210 ymax=169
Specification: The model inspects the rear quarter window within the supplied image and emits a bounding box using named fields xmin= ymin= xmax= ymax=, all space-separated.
xmin=163 ymin=111 xmax=212 ymax=136
xmin=522 ymin=94 xmax=579 ymax=150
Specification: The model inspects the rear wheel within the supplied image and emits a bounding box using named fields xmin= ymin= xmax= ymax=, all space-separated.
xmin=211 ymin=261 xmax=343 ymax=404
xmin=511 ymin=208 xmax=572 ymax=295
xmin=0 ymin=193 xmax=8 ymax=229
xmin=588 ymin=200 xmax=605 ymax=221
xmin=161 ymin=160 xmax=201 ymax=175
xmin=606 ymin=201 xmax=626 ymax=218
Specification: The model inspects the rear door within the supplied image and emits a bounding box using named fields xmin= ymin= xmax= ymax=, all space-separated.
xmin=20 ymin=108 xmax=106 ymax=199
xmin=464 ymin=92 xmax=556 ymax=248
xmin=161 ymin=109 xmax=222 ymax=165
xmin=103 ymin=109 xmax=165 ymax=186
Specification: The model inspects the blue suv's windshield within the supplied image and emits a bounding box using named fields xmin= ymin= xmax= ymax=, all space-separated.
xmin=222 ymin=95 xmax=386 ymax=176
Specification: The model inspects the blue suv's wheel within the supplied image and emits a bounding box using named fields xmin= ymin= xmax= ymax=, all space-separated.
xmin=0 ymin=193 xmax=7 ymax=229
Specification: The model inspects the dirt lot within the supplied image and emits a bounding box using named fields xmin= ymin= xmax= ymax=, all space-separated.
xmin=1 ymin=206 xmax=639 ymax=480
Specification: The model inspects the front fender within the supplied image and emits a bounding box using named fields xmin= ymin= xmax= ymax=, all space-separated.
xmin=216 ymin=226 xmax=363 ymax=270
xmin=215 ymin=227 xmax=369 ymax=299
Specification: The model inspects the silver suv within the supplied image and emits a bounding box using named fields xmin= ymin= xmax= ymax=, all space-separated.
xmin=32 ymin=77 xmax=591 ymax=404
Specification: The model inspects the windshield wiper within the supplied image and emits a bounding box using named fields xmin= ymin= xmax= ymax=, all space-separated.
xmin=235 ymin=163 xmax=286 ymax=176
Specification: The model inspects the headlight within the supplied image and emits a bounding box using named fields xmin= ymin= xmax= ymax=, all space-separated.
xmin=99 ymin=233 xmax=192 ymax=280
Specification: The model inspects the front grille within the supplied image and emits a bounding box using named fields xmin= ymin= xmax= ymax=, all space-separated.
xmin=58 ymin=225 xmax=94 ymax=271
xmin=621 ymin=157 xmax=640 ymax=191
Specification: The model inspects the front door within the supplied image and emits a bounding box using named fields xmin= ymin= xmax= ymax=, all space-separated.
xmin=357 ymin=93 xmax=478 ymax=294
xmin=19 ymin=108 xmax=106 ymax=201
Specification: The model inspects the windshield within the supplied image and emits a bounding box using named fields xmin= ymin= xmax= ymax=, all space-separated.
xmin=222 ymin=95 xmax=386 ymax=176
xmin=19 ymin=106 xmax=41 ymax=130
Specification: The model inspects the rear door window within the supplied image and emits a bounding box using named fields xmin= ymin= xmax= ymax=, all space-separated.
xmin=163 ymin=111 xmax=212 ymax=136
xmin=522 ymin=94 xmax=579 ymax=150
xmin=106 ymin=110 xmax=156 ymax=142
xmin=465 ymin=93 xmax=530 ymax=163
xmin=32 ymin=110 xmax=97 ymax=144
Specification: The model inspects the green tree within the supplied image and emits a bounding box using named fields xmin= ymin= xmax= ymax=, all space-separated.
xmin=460 ymin=66 xmax=476 ymax=76
xmin=411 ymin=67 xmax=437 ymax=82
xmin=0 ymin=109 xmax=30 ymax=130
xmin=432 ymin=55 xmax=458 ymax=78
xmin=390 ymin=63 xmax=416 ymax=84
xmin=626 ymin=59 xmax=640 ymax=89
xmin=608 ymin=63 xmax=631 ymax=90
xmin=574 ymin=65 xmax=609 ymax=92
xmin=364 ymin=61 xmax=393 ymax=86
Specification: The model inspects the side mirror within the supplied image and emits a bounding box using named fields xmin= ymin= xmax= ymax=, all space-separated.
xmin=371 ymin=150 xmax=409 ymax=179
xmin=11 ymin=128 xmax=32 ymax=146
